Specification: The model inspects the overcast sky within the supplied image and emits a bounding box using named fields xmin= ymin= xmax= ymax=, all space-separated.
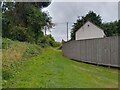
xmin=42 ymin=1 xmax=119 ymax=42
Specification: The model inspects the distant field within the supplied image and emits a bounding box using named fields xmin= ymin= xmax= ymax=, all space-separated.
xmin=2 ymin=39 xmax=118 ymax=88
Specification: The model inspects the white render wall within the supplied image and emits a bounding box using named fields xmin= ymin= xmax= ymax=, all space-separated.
xmin=75 ymin=21 xmax=105 ymax=40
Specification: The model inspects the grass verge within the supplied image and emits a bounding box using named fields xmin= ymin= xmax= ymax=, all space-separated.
xmin=2 ymin=38 xmax=42 ymax=86
xmin=2 ymin=46 xmax=118 ymax=88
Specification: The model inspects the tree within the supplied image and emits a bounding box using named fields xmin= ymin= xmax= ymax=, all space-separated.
xmin=27 ymin=6 xmax=53 ymax=44
xmin=101 ymin=21 xmax=118 ymax=37
xmin=0 ymin=11 xmax=2 ymax=36
xmin=33 ymin=2 xmax=51 ymax=8
xmin=2 ymin=2 xmax=54 ymax=44
xmin=40 ymin=34 xmax=61 ymax=47
xmin=117 ymin=20 xmax=120 ymax=36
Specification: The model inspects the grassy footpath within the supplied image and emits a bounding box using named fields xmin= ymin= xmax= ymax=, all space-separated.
xmin=3 ymin=47 xmax=118 ymax=88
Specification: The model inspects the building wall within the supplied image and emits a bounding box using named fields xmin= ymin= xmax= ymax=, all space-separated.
xmin=62 ymin=36 xmax=119 ymax=67
xmin=75 ymin=21 xmax=105 ymax=40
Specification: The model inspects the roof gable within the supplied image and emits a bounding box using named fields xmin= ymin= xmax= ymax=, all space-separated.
xmin=75 ymin=20 xmax=106 ymax=40
xmin=78 ymin=20 xmax=104 ymax=31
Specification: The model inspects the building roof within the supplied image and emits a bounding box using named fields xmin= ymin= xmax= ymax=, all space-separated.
xmin=79 ymin=20 xmax=104 ymax=31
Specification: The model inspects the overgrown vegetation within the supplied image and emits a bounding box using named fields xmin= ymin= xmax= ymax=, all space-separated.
xmin=39 ymin=35 xmax=61 ymax=48
xmin=2 ymin=2 xmax=59 ymax=46
xmin=2 ymin=37 xmax=61 ymax=86
xmin=2 ymin=38 xmax=43 ymax=85
xmin=1 ymin=2 xmax=61 ymax=86
xmin=71 ymin=11 xmax=120 ymax=40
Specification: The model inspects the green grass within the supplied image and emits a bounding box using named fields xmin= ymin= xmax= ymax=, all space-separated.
xmin=3 ymin=47 xmax=118 ymax=88
xmin=2 ymin=38 xmax=42 ymax=85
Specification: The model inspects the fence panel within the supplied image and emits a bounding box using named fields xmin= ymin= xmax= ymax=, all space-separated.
xmin=110 ymin=37 xmax=118 ymax=67
xmin=62 ymin=36 xmax=119 ymax=67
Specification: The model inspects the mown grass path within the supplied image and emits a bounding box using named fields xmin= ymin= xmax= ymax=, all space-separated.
xmin=4 ymin=48 xmax=118 ymax=88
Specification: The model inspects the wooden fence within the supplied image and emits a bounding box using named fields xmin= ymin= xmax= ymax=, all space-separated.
xmin=62 ymin=36 xmax=119 ymax=67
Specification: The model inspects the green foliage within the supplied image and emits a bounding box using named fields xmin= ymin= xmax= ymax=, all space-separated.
xmin=2 ymin=38 xmax=43 ymax=84
xmin=71 ymin=11 xmax=120 ymax=40
xmin=57 ymin=45 xmax=62 ymax=50
xmin=117 ymin=20 xmax=120 ymax=36
xmin=2 ymin=69 xmax=13 ymax=80
xmin=39 ymin=35 xmax=61 ymax=48
xmin=10 ymin=26 xmax=34 ymax=42
xmin=24 ymin=44 xmax=42 ymax=58
xmin=2 ymin=2 xmax=54 ymax=45
xmin=0 ymin=12 xmax=2 ymax=36
xmin=35 ymin=2 xmax=51 ymax=8
xmin=2 ymin=38 xmax=12 ymax=49
xmin=26 ymin=5 xmax=49 ymax=44
xmin=101 ymin=21 xmax=118 ymax=37
xmin=2 ymin=12 xmax=11 ymax=38
xmin=53 ymin=42 xmax=61 ymax=48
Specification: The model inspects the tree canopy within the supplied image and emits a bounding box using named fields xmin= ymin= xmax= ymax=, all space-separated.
xmin=2 ymin=2 xmax=56 ymax=45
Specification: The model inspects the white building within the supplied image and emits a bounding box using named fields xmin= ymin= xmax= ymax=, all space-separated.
xmin=75 ymin=21 xmax=106 ymax=40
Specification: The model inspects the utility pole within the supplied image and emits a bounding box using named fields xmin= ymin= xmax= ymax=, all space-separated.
xmin=67 ymin=22 xmax=68 ymax=41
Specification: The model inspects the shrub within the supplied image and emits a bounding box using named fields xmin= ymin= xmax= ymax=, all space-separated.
xmin=2 ymin=38 xmax=12 ymax=49
xmin=10 ymin=26 xmax=35 ymax=43
xmin=2 ymin=70 xmax=13 ymax=80
xmin=24 ymin=44 xmax=42 ymax=58
xmin=39 ymin=34 xmax=61 ymax=48
xmin=2 ymin=39 xmax=43 ymax=85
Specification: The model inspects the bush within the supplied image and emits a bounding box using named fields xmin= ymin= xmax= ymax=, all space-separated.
xmin=24 ymin=44 xmax=42 ymax=58
xmin=10 ymin=26 xmax=35 ymax=43
xmin=57 ymin=45 xmax=62 ymax=50
xmin=2 ymin=70 xmax=13 ymax=80
xmin=2 ymin=39 xmax=43 ymax=84
xmin=2 ymin=38 xmax=12 ymax=49
xmin=39 ymin=35 xmax=61 ymax=48
xmin=52 ymin=41 xmax=61 ymax=47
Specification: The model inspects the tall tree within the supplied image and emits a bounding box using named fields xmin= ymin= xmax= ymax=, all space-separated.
xmin=2 ymin=2 xmax=54 ymax=44
xmin=27 ymin=5 xmax=53 ymax=44
xmin=101 ymin=21 xmax=118 ymax=37
xmin=117 ymin=20 xmax=120 ymax=36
